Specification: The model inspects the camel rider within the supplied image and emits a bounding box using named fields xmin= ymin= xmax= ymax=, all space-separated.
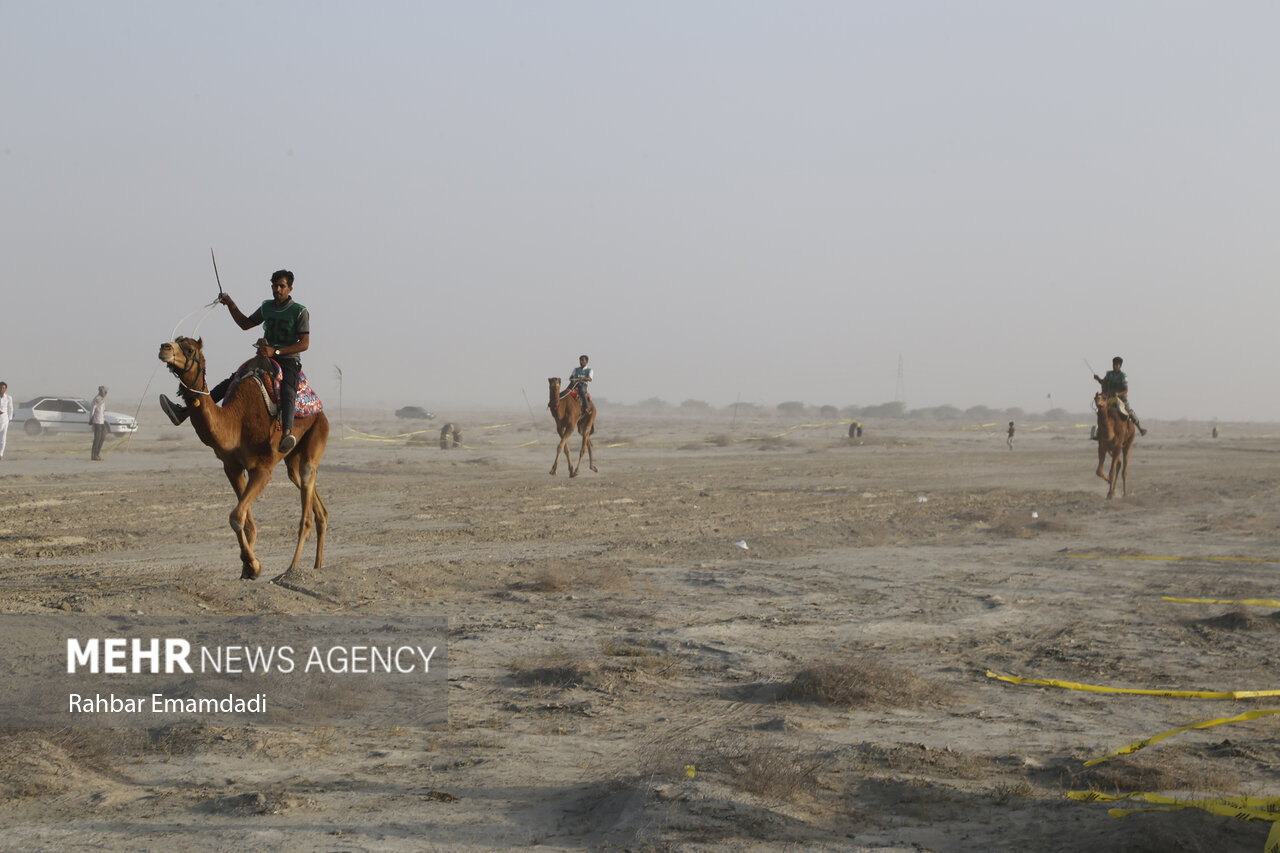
xmin=160 ymin=269 xmax=310 ymax=453
xmin=1093 ymin=356 xmax=1147 ymax=437
xmin=569 ymin=354 xmax=593 ymax=414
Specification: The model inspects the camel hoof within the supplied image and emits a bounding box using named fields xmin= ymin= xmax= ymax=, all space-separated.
xmin=590 ymin=465 xmax=598 ymax=473
xmin=569 ymin=469 xmax=578 ymax=478
xmin=241 ymin=564 xmax=261 ymax=580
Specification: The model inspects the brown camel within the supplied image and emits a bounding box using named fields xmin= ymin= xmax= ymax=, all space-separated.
xmin=548 ymin=377 xmax=597 ymax=477
xmin=159 ymin=336 xmax=329 ymax=578
xmin=1094 ymin=391 xmax=1136 ymax=499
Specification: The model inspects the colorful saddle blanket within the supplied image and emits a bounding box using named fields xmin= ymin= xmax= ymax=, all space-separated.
xmin=225 ymin=358 xmax=323 ymax=418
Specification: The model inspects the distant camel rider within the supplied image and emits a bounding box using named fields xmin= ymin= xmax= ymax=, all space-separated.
xmin=1094 ymin=356 xmax=1147 ymax=436
xmin=160 ymin=269 xmax=310 ymax=453
xmin=569 ymin=354 xmax=593 ymax=414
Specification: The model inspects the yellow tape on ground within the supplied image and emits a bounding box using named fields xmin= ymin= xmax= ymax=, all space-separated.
xmin=1068 ymin=790 xmax=1280 ymax=825
xmin=1067 ymin=553 xmax=1280 ymax=564
xmin=1085 ymin=709 xmax=1280 ymax=766
xmin=1164 ymin=596 xmax=1280 ymax=608
xmin=986 ymin=670 xmax=1280 ymax=699
xmin=28 ymin=434 xmax=133 ymax=456
xmin=342 ymin=424 xmax=435 ymax=440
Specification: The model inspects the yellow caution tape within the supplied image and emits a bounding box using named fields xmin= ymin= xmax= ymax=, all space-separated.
xmin=1085 ymin=708 xmax=1280 ymax=766
xmin=342 ymin=424 xmax=435 ymax=440
xmin=1164 ymin=596 xmax=1280 ymax=608
xmin=1068 ymin=790 xmax=1280 ymax=824
xmin=986 ymin=670 xmax=1280 ymax=699
xmin=25 ymin=433 xmax=134 ymax=456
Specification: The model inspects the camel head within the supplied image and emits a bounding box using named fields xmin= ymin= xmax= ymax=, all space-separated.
xmin=159 ymin=336 xmax=207 ymax=392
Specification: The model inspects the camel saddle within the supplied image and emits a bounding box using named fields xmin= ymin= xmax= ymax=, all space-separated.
xmin=1103 ymin=395 xmax=1131 ymax=420
xmin=224 ymin=357 xmax=324 ymax=419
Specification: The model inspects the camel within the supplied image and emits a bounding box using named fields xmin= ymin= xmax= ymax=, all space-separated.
xmin=158 ymin=336 xmax=329 ymax=578
xmin=548 ymin=377 xmax=597 ymax=477
xmin=1094 ymin=391 xmax=1136 ymax=499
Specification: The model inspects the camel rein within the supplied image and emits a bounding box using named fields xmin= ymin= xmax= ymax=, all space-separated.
xmin=172 ymin=342 xmax=211 ymax=398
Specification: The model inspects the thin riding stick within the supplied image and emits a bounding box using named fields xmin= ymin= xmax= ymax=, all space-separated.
xmin=211 ymin=247 xmax=224 ymax=295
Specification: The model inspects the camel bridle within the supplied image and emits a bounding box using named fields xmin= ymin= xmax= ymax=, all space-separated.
xmin=169 ymin=337 xmax=211 ymax=398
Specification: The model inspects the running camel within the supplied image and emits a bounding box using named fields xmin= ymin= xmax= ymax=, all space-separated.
xmin=159 ymin=336 xmax=329 ymax=578
xmin=548 ymin=376 xmax=597 ymax=477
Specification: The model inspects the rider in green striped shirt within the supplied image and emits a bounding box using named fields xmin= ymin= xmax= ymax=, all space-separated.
xmin=1093 ymin=356 xmax=1147 ymax=436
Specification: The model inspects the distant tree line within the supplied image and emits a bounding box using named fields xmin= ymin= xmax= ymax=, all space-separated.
xmin=613 ymin=398 xmax=1084 ymax=422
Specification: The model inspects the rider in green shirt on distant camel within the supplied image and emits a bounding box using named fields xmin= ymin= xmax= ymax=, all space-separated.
xmin=1094 ymin=356 xmax=1147 ymax=437
xmin=569 ymin=355 xmax=593 ymax=415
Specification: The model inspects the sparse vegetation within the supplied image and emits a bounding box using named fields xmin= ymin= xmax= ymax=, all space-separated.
xmin=778 ymin=658 xmax=956 ymax=708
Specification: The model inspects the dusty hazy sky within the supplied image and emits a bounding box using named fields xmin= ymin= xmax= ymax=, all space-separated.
xmin=3 ymin=2 xmax=1276 ymax=419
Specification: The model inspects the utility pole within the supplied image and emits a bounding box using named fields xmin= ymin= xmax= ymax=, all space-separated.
xmin=894 ymin=353 xmax=905 ymax=405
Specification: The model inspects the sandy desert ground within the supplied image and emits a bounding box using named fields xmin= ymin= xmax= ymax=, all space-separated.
xmin=1 ymin=405 xmax=1279 ymax=852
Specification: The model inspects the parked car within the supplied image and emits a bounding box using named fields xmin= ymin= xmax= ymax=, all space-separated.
xmin=395 ymin=406 xmax=436 ymax=420
xmin=14 ymin=396 xmax=139 ymax=437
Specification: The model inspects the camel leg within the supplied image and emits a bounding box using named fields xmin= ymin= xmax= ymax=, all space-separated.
xmin=230 ymin=466 xmax=273 ymax=578
xmin=552 ymin=428 xmax=573 ymax=476
xmin=295 ymin=418 xmax=328 ymax=568
xmin=285 ymin=454 xmax=323 ymax=571
xmin=311 ymin=490 xmax=328 ymax=568
xmin=223 ymin=464 xmax=262 ymax=568
xmin=1095 ymin=445 xmax=1111 ymax=485
xmin=575 ymin=424 xmax=596 ymax=475
xmin=1120 ymin=438 xmax=1132 ymax=498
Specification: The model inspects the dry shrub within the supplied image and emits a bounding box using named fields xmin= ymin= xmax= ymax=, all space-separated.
xmin=522 ymin=564 xmax=630 ymax=594
xmin=728 ymin=742 xmax=826 ymax=800
xmin=526 ymin=567 xmax=573 ymax=592
xmin=778 ymin=657 xmax=955 ymax=709
xmin=641 ymin=732 xmax=825 ymax=803
xmin=1072 ymin=751 xmax=1239 ymax=796
xmin=1195 ymin=608 xmax=1280 ymax=633
xmin=601 ymin=638 xmax=653 ymax=657
xmin=206 ymin=790 xmax=320 ymax=815
xmin=601 ymin=638 xmax=679 ymax=677
xmin=850 ymin=741 xmax=992 ymax=780
xmin=510 ymin=651 xmax=604 ymax=690
xmin=992 ymin=779 xmax=1033 ymax=804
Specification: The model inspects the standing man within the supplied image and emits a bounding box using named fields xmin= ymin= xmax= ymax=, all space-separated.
xmin=569 ymin=354 xmax=593 ymax=415
xmin=90 ymin=385 xmax=109 ymax=461
xmin=1006 ymin=421 xmax=1015 ymax=450
xmin=1093 ymin=356 xmax=1148 ymax=437
xmin=0 ymin=382 xmax=12 ymax=461
xmin=159 ymin=269 xmax=309 ymax=453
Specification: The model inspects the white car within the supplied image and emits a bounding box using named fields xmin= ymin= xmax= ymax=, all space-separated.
xmin=14 ymin=396 xmax=139 ymax=437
